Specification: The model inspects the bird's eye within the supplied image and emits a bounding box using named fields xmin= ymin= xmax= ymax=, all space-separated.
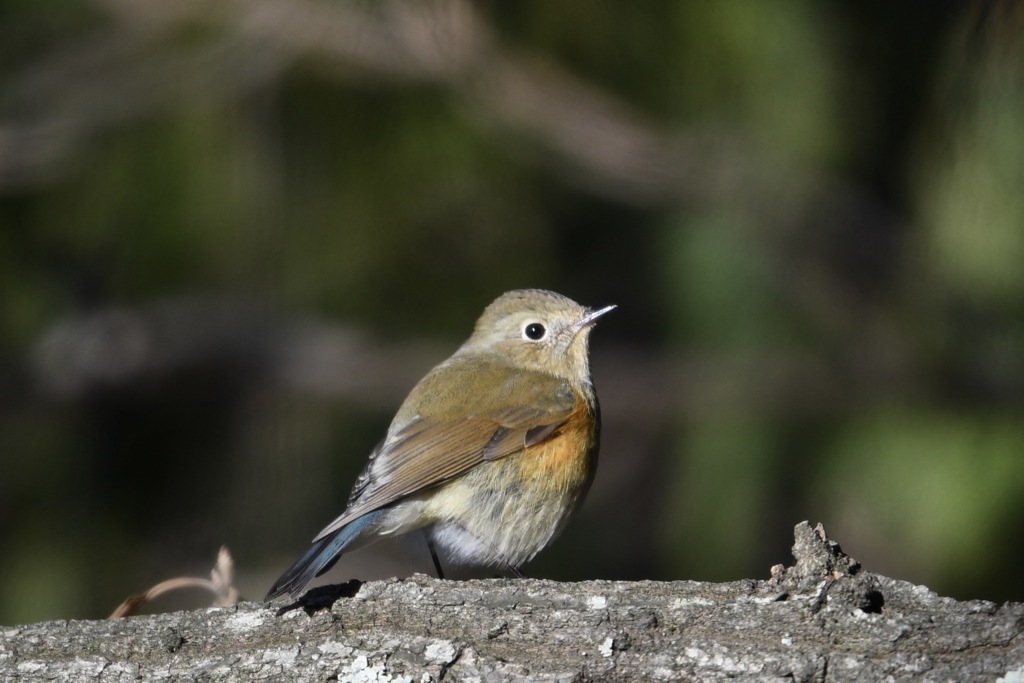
xmin=524 ymin=322 xmax=547 ymax=341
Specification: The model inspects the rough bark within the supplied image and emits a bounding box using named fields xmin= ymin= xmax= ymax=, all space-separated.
xmin=2 ymin=523 xmax=1022 ymax=682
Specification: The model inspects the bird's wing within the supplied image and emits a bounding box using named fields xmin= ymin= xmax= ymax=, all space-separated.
xmin=311 ymin=366 xmax=577 ymax=542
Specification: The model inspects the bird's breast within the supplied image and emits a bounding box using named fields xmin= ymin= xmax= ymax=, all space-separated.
xmin=519 ymin=396 xmax=598 ymax=488
xmin=422 ymin=393 xmax=600 ymax=568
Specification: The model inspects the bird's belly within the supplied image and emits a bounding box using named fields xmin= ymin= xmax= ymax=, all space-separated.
xmin=423 ymin=411 xmax=597 ymax=568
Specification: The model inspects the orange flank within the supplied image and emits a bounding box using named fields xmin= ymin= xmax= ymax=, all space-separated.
xmin=520 ymin=397 xmax=597 ymax=492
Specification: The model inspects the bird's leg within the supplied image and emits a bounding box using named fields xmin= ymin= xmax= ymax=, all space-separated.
xmin=426 ymin=537 xmax=445 ymax=579
xmin=506 ymin=564 xmax=526 ymax=579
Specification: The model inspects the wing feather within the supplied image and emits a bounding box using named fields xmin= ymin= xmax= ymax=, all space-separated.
xmin=312 ymin=363 xmax=577 ymax=542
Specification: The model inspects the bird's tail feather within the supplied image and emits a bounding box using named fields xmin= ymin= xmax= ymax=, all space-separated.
xmin=265 ymin=509 xmax=386 ymax=601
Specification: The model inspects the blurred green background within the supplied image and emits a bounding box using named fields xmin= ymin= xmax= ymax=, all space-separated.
xmin=1 ymin=0 xmax=1022 ymax=624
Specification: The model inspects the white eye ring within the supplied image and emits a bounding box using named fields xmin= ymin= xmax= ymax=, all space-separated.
xmin=523 ymin=322 xmax=547 ymax=341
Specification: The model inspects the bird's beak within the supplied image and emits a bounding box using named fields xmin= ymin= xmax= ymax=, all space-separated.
xmin=577 ymin=304 xmax=616 ymax=329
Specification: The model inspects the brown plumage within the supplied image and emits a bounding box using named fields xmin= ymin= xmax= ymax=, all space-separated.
xmin=266 ymin=289 xmax=613 ymax=600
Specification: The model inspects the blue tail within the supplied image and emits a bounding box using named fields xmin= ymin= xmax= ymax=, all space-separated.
xmin=265 ymin=509 xmax=386 ymax=601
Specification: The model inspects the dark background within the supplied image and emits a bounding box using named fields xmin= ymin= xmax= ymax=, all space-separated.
xmin=1 ymin=0 xmax=1022 ymax=624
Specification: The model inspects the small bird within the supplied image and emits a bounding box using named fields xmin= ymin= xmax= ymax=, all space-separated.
xmin=265 ymin=288 xmax=614 ymax=601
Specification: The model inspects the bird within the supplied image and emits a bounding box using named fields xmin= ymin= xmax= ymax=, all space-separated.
xmin=265 ymin=288 xmax=614 ymax=600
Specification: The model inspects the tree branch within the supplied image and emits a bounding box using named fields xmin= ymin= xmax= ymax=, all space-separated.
xmin=2 ymin=523 xmax=1021 ymax=681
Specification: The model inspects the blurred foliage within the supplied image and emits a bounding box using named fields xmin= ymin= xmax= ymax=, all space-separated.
xmin=1 ymin=0 xmax=1022 ymax=624
xmin=814 ymin=411 xmax=1024 ymax=596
